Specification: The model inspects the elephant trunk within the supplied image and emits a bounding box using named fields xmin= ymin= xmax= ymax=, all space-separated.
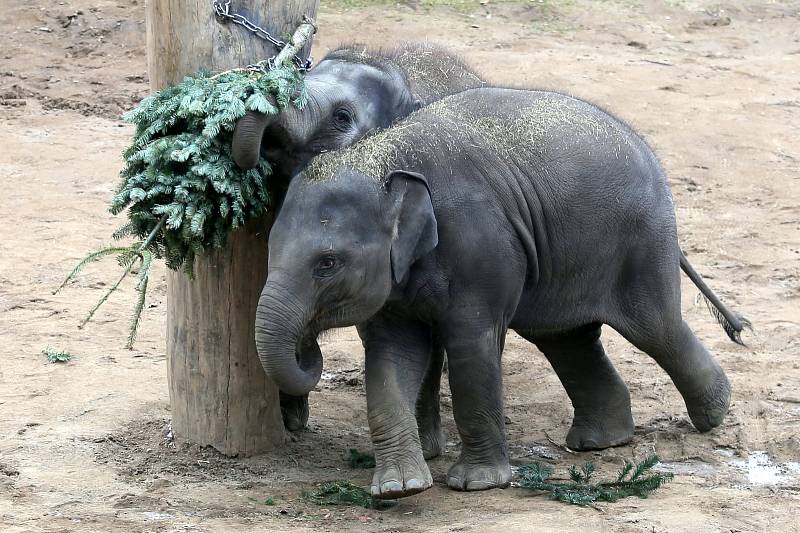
xmin=254 ymin=280 xmax=322 ymax=396
xmin=232 ymin=110 xmax=275 ymax=170
xmin=232 ymin=93 xmax=320 ymax=171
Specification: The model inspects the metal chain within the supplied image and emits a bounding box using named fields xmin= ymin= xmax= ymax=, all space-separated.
xmin=212 ymin=1 xmax=313 ymax=71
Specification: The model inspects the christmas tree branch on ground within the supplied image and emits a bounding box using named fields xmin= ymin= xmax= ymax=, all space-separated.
xmin=303 ymin=480 xmax=395 ymax=510
xmin=517 ymin=454 xmax=673 ymax=506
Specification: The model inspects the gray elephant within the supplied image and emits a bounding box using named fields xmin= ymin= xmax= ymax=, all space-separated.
xmin=233 ymin=43 xmax=484 ymax=432
xmin=253 ymin=87 xmax=748 ymax=499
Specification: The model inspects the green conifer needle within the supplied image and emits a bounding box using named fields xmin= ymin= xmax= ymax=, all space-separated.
xmin=518 ymin=454 xmax=673 ymax=506
xmin=304 ymin=480 xmax=395 ymax=510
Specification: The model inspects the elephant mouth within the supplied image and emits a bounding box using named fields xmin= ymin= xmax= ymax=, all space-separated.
xmin=262 ymin=138 xmax=289 ymax=162
xmin=294 ymin=330 xmax=323 ymax=375
xmin=308 ymin=304 xmax=366 ymax=333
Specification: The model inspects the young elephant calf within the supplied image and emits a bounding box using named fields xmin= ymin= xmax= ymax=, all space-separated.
xmin=233 ymin=42 xmax=484 ymax=431
xmin=253 ymin=88 xmax=748 ymax=499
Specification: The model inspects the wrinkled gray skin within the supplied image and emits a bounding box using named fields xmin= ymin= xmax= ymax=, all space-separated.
xmin=232 ymin=43 xmax=484 ymax=433
xmin=254 ymin=88 xmax=748 ymax=499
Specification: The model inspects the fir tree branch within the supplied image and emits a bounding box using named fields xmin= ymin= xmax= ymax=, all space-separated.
xmin=127 ymin=253 xmax=151 ymax=349
xmin=53 ymin=246 xmax=133 ymax=294
xmin=79 ymin=259 xmax=137 ymax=330
xmin=69 ymin=215 xmax=166 ymax=332
xmin=274 ymin=18 xmax=316 ymax=66
xmin=140 ymin=214 xmax=168 ymax=251
xmin=518 ymin=454 xmax=673 ymax=506
xmin=304 ymin=480 xmax=393 ymax=510
xmin=59 ymin=20 xmax=310 ymax=347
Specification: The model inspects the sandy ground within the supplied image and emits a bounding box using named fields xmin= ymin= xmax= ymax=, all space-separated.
xmin=1 ymin=0 xmax=799 ymax=531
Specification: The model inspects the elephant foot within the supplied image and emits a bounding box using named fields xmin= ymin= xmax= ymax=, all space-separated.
xmin=684 ymin=366 xmax=731 ymax=432
xmin=419 ymin=423 xmax=445 ymax=460
xmin=566 ymin=407 xmax=635 ymax=451
xmin=370 ymin=451 xmax=432 ymax=499
xmin=446 ymin=455 xmax=511 ymax=492
xmin=279 ymin=392 xmax=309 ymax=431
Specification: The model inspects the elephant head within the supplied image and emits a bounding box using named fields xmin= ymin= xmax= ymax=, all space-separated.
xmin=232 ymin=55 xmax=422 ymax=182
xmin=254 ymin=168 xmax=438 ymax=395
xmin=244 ymin=43 xmax=481 ymax=427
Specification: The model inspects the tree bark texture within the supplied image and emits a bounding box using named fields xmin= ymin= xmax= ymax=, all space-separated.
xmin=146 ymin=0 xmax=319 ymax=456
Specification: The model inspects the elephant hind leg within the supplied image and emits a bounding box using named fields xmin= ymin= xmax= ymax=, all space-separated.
xmin=520 ymin=324 xmax=634 ymax=451
xmin=415 ymin=338 xmax=446 ymax=460
xmin=614 ymin=314 xmax=730 ymax=432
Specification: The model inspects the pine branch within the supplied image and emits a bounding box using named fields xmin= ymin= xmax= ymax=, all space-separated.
xmin=112 ymin=62 xmax=306 ymax=273
xmin=518 ymin=454 xmax=673 ymax=506
xmin=61 ymin=215 xmax=166 ymax=340
xmin=303 ymin=480 xmax=394 ymax=510
xmin=616 ymin=461 xmax=633 ymax=483
xmin=127 ymin=249 xmax=154 ymax=349
xmin=274 ymin=18 xmax=316 ymax=66
xmin=79 ymin=260 xmax=137 ymax=330
xmin=53 ymin=246 xmax=133 ymax=294
xmin=629 ymin=453 xmax=659 ymax=481
xmin=58 ymin=19 xmax=311 ymax=347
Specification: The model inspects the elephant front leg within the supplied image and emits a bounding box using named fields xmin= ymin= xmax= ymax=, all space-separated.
xmin=359 ymin=313 xmax=434 ymax=499
xmin=443 ymin=323 xmax=511 ymax=491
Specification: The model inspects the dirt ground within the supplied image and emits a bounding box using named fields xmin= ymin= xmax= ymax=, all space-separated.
xmin=1 ymin=0 xmax=799 ymax=531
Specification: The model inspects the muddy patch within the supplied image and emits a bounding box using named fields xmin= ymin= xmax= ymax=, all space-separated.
xmin=90 ymin=417 xmax=376 ymax=488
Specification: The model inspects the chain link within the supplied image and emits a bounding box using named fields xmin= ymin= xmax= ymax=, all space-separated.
xmin=212 ymin=0 xmax=313 ymax=71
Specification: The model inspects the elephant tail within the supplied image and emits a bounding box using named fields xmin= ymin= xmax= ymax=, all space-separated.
xmin=680 ymin=251 xmax=751 ymax=345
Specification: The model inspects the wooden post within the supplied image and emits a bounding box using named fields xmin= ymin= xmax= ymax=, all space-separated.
xmin=146 ymin=0 xmax=319 ymax=456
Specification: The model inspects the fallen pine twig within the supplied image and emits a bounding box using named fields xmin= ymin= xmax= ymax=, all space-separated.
xmin=517 ymin=454 xmax=673 ymax=506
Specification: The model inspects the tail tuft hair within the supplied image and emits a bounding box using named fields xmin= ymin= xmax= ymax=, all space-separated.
xmin=682 ymin=252 xmax=750 ymax=346
xmin=701 ymin=294 xmax=752 ymax=346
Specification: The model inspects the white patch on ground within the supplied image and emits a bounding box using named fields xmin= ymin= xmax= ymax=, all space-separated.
xmin=731 ymin=451 xmax=800 ymax=486
xmin=509 ymin=444 xmax=562 ymax=461
xmin=142 ymin=512 xmax=172 ymax=521
xmin=654 ymin=460 xmax=718 ymax=478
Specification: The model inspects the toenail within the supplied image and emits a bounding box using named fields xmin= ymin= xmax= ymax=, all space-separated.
xmin=406 ymin=478 xmax=422 ymax=490
xmin=465 ymin=480 xmax=493 ymax=490
xmin=447 ymin=476 xmax=464 ymax=489
xmin=381 ymin=480 xmax=402 ymax=493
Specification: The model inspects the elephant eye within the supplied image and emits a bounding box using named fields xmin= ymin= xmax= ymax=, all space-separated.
xmin=314 ymin=254 xmax=341 ymax=277
xmin=332 ymin=108 xmax=354 ymax=130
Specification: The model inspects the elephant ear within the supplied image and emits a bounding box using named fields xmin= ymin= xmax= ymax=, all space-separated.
xmin=385 ymin=170 xmax=438 ymax=284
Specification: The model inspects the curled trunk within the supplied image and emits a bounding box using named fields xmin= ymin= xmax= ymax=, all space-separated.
xmin=232 ymin=110 xmax=274 ymax=169
xmin=254 ymin=281 xmax=322 ymax=396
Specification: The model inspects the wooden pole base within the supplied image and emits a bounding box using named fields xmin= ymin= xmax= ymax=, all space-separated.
xmin=166 ymin=217 xmax=285 ymax=456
